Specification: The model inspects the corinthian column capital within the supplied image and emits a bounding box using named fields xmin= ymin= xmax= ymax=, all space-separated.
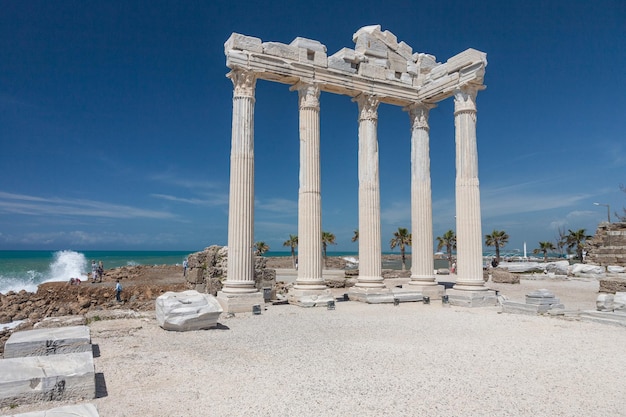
xmin=405 ymin=102 xmax=437 ymax=131
xmin=290 ymin=82 xmax=320 ymax=111
xmin=228 ymin=69 xmax=257 ymax=98
xmin=353 ymin=93 xmax=380 ymax=122
xmin=453 ymin=85 xmax=482 ymax=116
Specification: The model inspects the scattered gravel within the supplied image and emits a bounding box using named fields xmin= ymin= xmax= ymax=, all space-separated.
xmin=3 ymin=278 xmax=625 ymax=417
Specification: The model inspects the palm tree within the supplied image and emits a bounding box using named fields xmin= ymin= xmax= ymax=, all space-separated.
xmin=390 ymin=227 xmax=412 ymax=271
xmin=282 ymin=234 xmax=298 ymax=268
xmin=555 ymin=226 xmax=567 ymax=257
xmin=351 ymin=229 xmax=359 ymax=242
xmin=533 ymin=241 xmax=556 ymax=262
xmin=322 ymin=231 xmax=336 ymax=266
xmin=566 ymin=229 xmax=592 ymax=262
xmin=485 ymin=229 xmax=509 ymax=264
xmin=436 ymin=230 xmax=457 ymax=269
xmin=254 ymin=241 xmax=269 ymax=256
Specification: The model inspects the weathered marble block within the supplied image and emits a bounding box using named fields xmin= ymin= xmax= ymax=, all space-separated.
xmin=525 ymin=289 xmax=560 ymax=306
xmin=2 ymin=403 xmax=99 ymax=416
xmin=614 ymin=292 xmax=626 ymax=311
xmin=0 ymin=352 xmax=95 ymax=408
xmin=4 ymin=325 xmax=91 ymax=358
xmin=597 ymin=293 xmax=614 ymax=311
xmin=156 ymin=290 xmax=223 ymax=331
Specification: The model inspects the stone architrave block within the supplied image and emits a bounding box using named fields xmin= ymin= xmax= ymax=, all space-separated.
xmin=290 ymin=37 xmax=328 ymax=67
xmin=0 ymin=352 xmax=95 ymax=408
xmin=224 ymin=33 xmax=263 ymax=54
xmin=328 ymin=56 xmax=357 ymax=73
xmin=289 ymin=37 xmax=326 ymax=52
xmin=5 ymin=403 xmax=100 ymax=417
xmin=262 ymin=42 xmax=299 ymax=61
xmin=156 ymin=290 xmax=223 ymax=331
xmin=4 ymin=326 xmax=91 ymax=359
xmin=354 ymin=33 xmax=388 ymax=59
xmin=597 ymin=293 xmax=615 ymax=311
xmin=396 ymin=41 xmax=413 ymax=60
xmin=367 ymin=57 xmax=389 ymax=68
xmin=446 ymin=48 xmax=487 ymax=73
xmin=388 ymin=50 xmax=407 ymax=73
xmin=614 ymin=292 xmax=626 ymax=311
xmin=359 ymin=63 xmax=386 ymax=80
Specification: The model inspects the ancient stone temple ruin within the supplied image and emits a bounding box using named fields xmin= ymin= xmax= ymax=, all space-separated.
xmin=219 ymin=25 xmax=495 ymax=312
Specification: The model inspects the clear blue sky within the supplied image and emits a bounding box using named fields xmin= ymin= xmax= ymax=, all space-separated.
xmin=1 ymin=0 xmax=624 ymax=253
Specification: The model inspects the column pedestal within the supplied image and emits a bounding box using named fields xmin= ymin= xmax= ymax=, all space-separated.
xmin=216 ymin=291 xmax=265 ymax=314
xmin=446 ymin=288 xmax=497 ymax=307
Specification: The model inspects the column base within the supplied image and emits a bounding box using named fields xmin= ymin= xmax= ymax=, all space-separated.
xmin=216 ymin=291 xmax=264 ymax=314
xmin=348 ymin=287 xmax=393 ymax=304
xmin=287 ymin=288 xmax=334 ymax=308
xmin=446 ymin=288 xmax=498 ymax=307
xmin=402 ymin=284 xmax=445 ymax=300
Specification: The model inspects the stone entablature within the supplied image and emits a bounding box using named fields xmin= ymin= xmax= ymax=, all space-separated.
xmin=586 ymin=222 xmax=626 ymax=267
xmin=225 ymin=25 xmax=486 ymax=106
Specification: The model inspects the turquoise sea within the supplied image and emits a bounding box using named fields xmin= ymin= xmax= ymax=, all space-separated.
xmin=0 ymin=250 xmax=194 ymax=294
xmin=0 ymin=249 xmax=508 ymax=294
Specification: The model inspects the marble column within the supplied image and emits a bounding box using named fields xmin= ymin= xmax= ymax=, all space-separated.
xmin=291 ymin=82 xmax=325 ymax=290
xmin=354 ymin=93 xmax=384 ymax=289
xmin=405 ymin=102 xmax=437 ymax=286
xmin=453 ymin=85 xmax=487 ymax=290
xmin=223 ymin=69 xmax=258 ymax=294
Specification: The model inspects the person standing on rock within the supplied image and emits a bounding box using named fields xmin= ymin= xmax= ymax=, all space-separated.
xmin=183 ymin=258 xmax=188 ymax=277
xmin=115 ymin=279 xmax=122 ymax=302
xmin=97 ymin=261 xmax=104 ymax=282
xmin=91 ymin=260 xmax=98 ymax=283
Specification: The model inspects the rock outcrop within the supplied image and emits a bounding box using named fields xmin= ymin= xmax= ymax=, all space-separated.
xmin=185 ymin=245 xmax=276 ymax=296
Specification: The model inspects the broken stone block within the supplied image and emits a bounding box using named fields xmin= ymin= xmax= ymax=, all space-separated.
xmin=4 ymin=326 xmax=91 ymax=359
xmin=0 ymin=352 xmax=95 ymax=408
xmin=354 ymin=33 xmax=388 ymax=58
xmin=597 ymin=293 xmax=615 ymax=311
xmin=224 ymin=33 xmax=263 ymax=54
xmin=614 ymin=292 xmax=626 ymax=311
xmin=156 ymin=290 xmax=223 ymax=331
xmin=262 ymin=42 xmax=299 ymax=61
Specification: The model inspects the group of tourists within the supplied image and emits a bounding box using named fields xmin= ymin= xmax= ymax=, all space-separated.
xmin=91 ymin=260 xmax=104 ymax=283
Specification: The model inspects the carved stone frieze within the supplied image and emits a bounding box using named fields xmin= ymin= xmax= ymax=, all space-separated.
xmin=225 ymin=26 xmax=487 ymax=106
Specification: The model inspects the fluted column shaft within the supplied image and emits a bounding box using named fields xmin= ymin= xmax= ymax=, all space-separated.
xmin=453 ymin=86 xmax=486 ymax=290
xmin=406 ymin=102 xmax=437 ymax=285
xmin=224 ymin=69 xmax=257 ymax=293
xmin=354 ymin=94 xmax=384 ymax=288
xmin=291 ymin=82 xmax=325 ymax=290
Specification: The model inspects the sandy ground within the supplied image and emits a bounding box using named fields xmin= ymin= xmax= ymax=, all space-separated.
xmin=2 ymin=275 xmax=626 ymax=417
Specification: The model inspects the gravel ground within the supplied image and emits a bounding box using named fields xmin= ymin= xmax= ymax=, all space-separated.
xmin=3 ymin=278 xmax=626 ymax=417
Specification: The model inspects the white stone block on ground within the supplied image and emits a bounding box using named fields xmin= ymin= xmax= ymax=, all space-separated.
xmin=1 ymin=403 xmax=99 ymax=417
xmin=4 ymin=326 xmax=91 ymax=359
xmin=0 ymin=352 xmax=95 ymax=408
xmin=608 ymin=265 xmax=626 ymax=273
xmin=614 ymin=292 xmax=626 ymax=311
xmin=597 ymin=293 xmax=614 ymax=311
xmin=446 ymin=289 xmax=498 ymax=307
xmin=156 ymin=290 xmax=223 ymax=331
